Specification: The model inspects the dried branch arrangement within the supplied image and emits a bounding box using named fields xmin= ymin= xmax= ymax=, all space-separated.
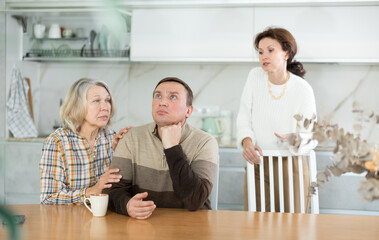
xmin=292 ymin=101 xmax=379 ymax=201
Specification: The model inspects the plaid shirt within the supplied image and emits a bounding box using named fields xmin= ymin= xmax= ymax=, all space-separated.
xmin=40 ymin=128 xmax=115 ymax=204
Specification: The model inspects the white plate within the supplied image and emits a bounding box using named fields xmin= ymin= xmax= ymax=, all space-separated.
xmin=118 ymin=16 xmax=129 ymax=50
xmin=99 ymin=25 xmax=108 ymax=52
xmin=92 ymin=34 xmax=99 ymax=51
xmin=107 ymin=33 xmax=120 ymax=51
xmin=105 ymin=14 xmax=128 ymax=51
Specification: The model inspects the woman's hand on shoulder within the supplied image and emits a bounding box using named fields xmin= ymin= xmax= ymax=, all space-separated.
xmin=86 ymin=167 xmax=122 ymax=197
xmin=242 ymin=138 xmax=263 ymax=165
xmin=112 ymin=126 xmax=133 ymax=150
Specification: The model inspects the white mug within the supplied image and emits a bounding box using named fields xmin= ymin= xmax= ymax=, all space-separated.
xmin=34 ymin=24 xmax=45 ymax=38
xmin=48 ymin=23 xmax=61 ymax=39
xmin=84 ymin=194 xmax=109 ymax=217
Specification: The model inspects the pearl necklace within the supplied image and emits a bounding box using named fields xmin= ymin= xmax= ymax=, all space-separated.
xmin=268 ymin=71 xmax=289 ymax=100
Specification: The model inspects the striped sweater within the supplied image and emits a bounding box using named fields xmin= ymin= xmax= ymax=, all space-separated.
xmin=105 ymin=122 xmax=219 ymax=215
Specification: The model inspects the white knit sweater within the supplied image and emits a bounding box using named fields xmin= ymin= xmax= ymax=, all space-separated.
xmin=236 ymin=67 xmax=317 ymax=153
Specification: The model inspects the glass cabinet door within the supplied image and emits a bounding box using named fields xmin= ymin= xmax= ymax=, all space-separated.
xmin=0 ymin=0 xmax=6 ymax=138
xmin=0 ymin=0 xmax=6 ymax=204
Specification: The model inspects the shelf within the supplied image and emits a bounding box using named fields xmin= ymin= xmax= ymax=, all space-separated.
xmin=4 ymin=137 xmax=45 ymax=143
xmin=21 ymin=55 xmax=379 ymax=64
xmin=30 ymin=37 xmax=87 ymax=41
xmin=5 ymin=0 xmax=379 ymax=11
xmin=299 ymin=58 xmax=379 ymax=65
xmin=23 ymin=57 xmax=130 ymax=63
xmin=130 ymin=57 xmax=379 ymax=65
xmin=131 ymin=57 xmax=256 ymax=64
xmin=24 ymin=48 xmax=130 ymax=61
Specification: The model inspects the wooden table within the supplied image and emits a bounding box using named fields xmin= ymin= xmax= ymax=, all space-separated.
xmin=1 ymin=204 xmax=379 ymax=240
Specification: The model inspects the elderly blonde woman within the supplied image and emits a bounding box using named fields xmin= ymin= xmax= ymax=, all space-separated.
xmin=40 ymin=78 xmax=130 ymax=204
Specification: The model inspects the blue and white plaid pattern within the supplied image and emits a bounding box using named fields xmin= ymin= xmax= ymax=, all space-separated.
xmin=40 ymin=128 xmax=114 ymax=204
xmin=7 ymin=66 xmax=38 ymax=137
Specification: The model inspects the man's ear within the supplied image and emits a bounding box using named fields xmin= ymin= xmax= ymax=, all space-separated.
xmin=185 ymin=105 xmax=194 ymax=118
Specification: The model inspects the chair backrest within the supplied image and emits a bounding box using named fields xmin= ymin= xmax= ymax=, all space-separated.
xmin=247 ymin=150 xmax=319 ymax=214
xmin=209 ymin=162 xmax=219 ymax=210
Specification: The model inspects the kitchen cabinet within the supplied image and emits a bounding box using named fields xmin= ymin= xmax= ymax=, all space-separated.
xmin=130 ymin=8 xmax=254 ymax=62
xmin=0 ymin=144 xmax=5 ymax=204
xmin=14 ymin=12 xmax=131 ymax=62
xmin=316 ymin=151 xmax=379 ymax=214
xmin=130 ymin=5 xmax=379 ymax=64
xmin=254 ymin=6 xmax=379 ymax=62
xmin=0 ymin=140 xmax=43 ymax=204
xmin=218 ymin=148 xmax=246 ymax=210
xmin=0 ymin=4 xmax=5 ymax=140
xmin=6 ymin=2 xmax=379 ymax=64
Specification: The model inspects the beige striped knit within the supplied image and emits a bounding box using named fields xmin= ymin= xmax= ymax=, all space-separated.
xmin=105 ymin=122 xmax=219 ymax=215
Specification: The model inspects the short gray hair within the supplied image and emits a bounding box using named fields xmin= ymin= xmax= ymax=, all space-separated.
xmin=60 ymin=78 xmax=114 ymax=134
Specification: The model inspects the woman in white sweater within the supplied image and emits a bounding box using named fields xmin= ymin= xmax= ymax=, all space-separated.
xmin=236 ymin=27 xmax=317 ymax=213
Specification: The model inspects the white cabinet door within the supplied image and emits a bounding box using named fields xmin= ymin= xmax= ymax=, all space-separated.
xmin=131 ymin=8 xmax=254 ymax=61
xmin=5 ymin=142 xmax=42 ymax=204
xmin=254 ymin=6 xmax=379 ymax=59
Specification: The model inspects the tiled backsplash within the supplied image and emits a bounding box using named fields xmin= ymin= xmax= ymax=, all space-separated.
xmin=16 ymin=63 xmax=379 ymax=144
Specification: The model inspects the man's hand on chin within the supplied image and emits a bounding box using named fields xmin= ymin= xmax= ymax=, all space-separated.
xmin=160 ymin=122 xmax=182 ymax=149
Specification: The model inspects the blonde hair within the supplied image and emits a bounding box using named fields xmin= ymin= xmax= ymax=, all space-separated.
xmin=60 ymin=78 xmax=115 ymax=134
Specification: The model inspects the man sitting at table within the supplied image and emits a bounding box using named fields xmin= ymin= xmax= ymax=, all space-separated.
xmin=104 ymin=77 xmax=219 ymax=219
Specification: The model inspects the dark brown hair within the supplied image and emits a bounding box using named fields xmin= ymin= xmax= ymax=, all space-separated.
xmin=254 ymin=27 xmax=306 ymax=78
xmin=153 ymin=77 xmax=193 ymax=106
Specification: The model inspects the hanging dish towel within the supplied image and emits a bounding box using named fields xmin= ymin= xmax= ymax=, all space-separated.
xmin=7 ymin=66 xmax=38 ymax=138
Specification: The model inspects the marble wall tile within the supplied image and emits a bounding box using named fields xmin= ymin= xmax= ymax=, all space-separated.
xmin=37 ymin=63 xmax=130 ymax=136
xmin=125 ymin=63 xmax=379 ymax=144
xmin=26 ymin=62 xmax=379 ymax=144
xmin=305 ymin=64 xmax=379 ymax=143
xmin=126 ymin=63 xmax=254 ymax=133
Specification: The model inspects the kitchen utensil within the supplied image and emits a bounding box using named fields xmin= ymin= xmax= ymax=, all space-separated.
xmin=84 ymin=194 xmax=109 ymax=217
xmin=107 ymin=33 xmax=120 ymax=56
xmin=62 ymin=29 xmax=73 ymax=38
xmin=48 ymin=24 xmax=61 ymax=38
xmin=220 ymin=110 xmax=232 ymax=145
xmin=33 ymin=24 xmax=45 ymax=39
xmin=74 ymin=27 xmax=85 ymax=38
xmin=89 ymin=30 xmax=96 ymax=57
xmin=57 ymin=44 xmax=72 ymax=57
xmin=24 ymin=77 xmax=34 ymax=120
xmin=117 ymin=16 xmax=129 ymax=50
xmin=80 ymin=42 xmax=90 ymax=57
xmin=92 ymin=34 xmax=99 ymax=51
xmin=99 ymin=25 xmax=108 ymax=54
xmin=202 ymin=117 xmax=224 ymax=136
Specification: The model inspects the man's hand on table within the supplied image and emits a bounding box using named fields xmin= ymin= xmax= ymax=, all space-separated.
xmin=127 ymin=192 xmax=156 ymax=220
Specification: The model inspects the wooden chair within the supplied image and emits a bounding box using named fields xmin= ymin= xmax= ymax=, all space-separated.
xmin=247 ymin=150 xmax=319 ymax=214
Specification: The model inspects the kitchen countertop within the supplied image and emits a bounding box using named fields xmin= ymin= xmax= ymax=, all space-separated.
xmin=2 ymin=137 xmax=335 ymax=152
xmin=5 ymin=137 xmax=45 ymax=143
